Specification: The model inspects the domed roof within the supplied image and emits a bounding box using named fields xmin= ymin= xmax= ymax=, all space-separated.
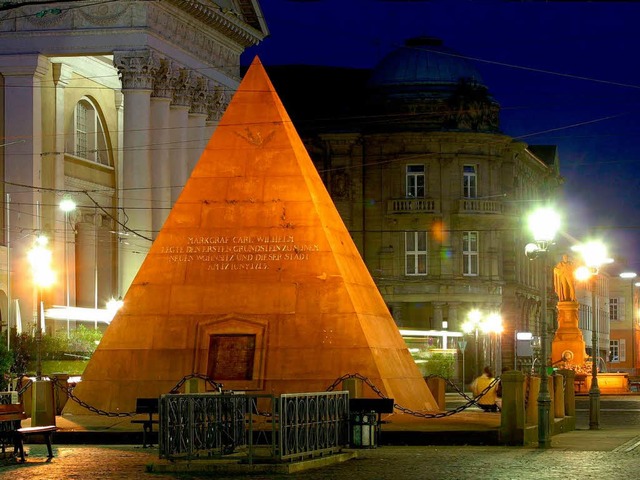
xmin=368 ymin=37 xmax=485 ymax=88
xmin=364 ymin=37 xmax=500 ymax=133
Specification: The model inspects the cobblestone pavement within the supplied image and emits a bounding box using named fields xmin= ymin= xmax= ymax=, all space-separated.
xmin=2 ymin=396 xmax=640 ymax=480
xmin=3 ymin=440 xmax=640 ymax=480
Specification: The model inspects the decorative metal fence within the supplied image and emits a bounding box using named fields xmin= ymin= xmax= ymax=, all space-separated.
xmin=279 ymin=391 xmax=349 ymax=460
xmin=159 ymin=391 xmax=349 ymax=463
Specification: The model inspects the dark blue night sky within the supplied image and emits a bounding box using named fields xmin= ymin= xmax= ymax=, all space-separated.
xmin=242 ymin=0 xmax=640 ymax=272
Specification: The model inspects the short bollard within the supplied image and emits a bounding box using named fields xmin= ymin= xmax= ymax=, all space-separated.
xmin=350 ymin=411 xmax=378 ymax=448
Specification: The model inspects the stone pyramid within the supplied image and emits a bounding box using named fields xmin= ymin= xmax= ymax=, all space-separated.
xmin=64 ymin=57 xmax=437 ymax=415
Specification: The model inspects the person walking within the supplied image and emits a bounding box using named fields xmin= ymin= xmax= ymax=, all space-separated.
xmin=471 ymin=366 xmax=498 ymax=412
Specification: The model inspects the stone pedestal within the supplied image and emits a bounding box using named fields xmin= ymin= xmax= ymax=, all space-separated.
xmin=552 ymin=301 xmax=586 ymax=367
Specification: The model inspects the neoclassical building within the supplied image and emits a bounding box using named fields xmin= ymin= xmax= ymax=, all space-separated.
xmin=268 ymin=38 xmax=564 ymax=380
xmin=0 ymin=1 xmax=267 ymax=335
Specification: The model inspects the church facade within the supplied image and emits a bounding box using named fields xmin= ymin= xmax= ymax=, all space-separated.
xmin=0 ymin=1 xmax=267 ymax=335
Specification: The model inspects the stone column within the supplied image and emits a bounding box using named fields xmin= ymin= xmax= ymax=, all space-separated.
xmin=433 ymin=302 xmax=444 ymax=330
xmin=169 ymin=68 xmax=191 ymax=203
xmin=75 ymin=214 xmax=97 ymax=308
xmin=187 ymin=76 xmax=210 ymax=174
xmin=0 ymin=54 xmax=49 ymax=323
xmin=205 ymin=84 xmax=228 ymax=138
xmin=113 ymin=50 xmax=156 ymax=292
xmin=51 ymin=63 xmax=73 ymax=307
xmin=389 ymin=302 xmax=403 ymax=326
xmin=114 ymin=91 xmax=124 ymax=297
xmin=150 ymin=58 xmax=173 ymax=238
xmin=447 ymin=302 xmax=460 ymax=328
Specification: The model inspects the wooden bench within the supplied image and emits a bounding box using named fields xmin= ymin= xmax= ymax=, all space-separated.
xmin=0 ymin=403 xmax=57 ymax=462
xmin=131 ymin=398 xmax=159 ymax=448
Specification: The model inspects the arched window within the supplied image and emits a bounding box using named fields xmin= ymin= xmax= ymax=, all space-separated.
xmin=73 ymin=99 xmax=110 ymax=166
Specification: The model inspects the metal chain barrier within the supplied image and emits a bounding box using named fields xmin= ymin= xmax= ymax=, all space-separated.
xmin=326 ymin=372 xmax=500 ymax=418
xmin=35 ymin=372 xmax=504 ymax=419
xmin=16 ymin=378 xmax=33 ymax=397
xmin=168 ymin=373 xmax=223 ymax=394
xmin=45 ymin=373 xmax=225 ymax=418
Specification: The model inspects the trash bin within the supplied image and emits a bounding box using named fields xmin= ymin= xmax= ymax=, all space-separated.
xmin=350 ymin=410 xmax=378 ymax=448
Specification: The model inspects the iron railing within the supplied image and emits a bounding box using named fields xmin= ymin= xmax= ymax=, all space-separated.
xmin=158 ymin=391 xmax=349 ymax=463
xmin=279 ymin=391 xmax=349 ymax=460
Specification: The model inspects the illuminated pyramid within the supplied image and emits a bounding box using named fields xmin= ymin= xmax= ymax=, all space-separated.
xmin=64 ymin=57 xmax=437 ymax=415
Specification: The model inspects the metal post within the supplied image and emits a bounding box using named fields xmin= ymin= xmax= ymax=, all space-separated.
xmin=5 ymin=193 xmax=10 ymax=351
xmin=459 ymin=339 xmax=467 ymax=392
xmin=36 ymin=287 xmax=42 ymax=380
xmin=537 ymin=250 xmax=551 ymax=447
xmin=589 ymin=273 xmax=600 ymax=429
xmin=65 ymin=210 xmax=70 ymax=338
xmin=94 ymin=210 xmax=98 ymax=329
xmin=631 ymin=282 xmax=636 ymax=377
xmin=475 ymin=328 xmax=479 ymax=377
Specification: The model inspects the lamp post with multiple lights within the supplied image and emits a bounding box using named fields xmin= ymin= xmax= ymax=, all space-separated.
xmin=574 ymin=241 xmax=612 ymax=430
xmin=462 ymin=309 xmax=503 ymax=377
xmin=524 ymin=206 xmax=560 ymax=448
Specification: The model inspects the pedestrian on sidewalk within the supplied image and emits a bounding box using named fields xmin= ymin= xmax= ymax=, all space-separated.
xmin=471 ymin=366 xmax=498 ymax=412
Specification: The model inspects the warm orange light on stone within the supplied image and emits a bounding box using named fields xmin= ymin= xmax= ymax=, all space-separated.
xmin=552 ymin=301 xmax=586 ymax=367
xmin=64 ymin=57 xmax=437 ymax=416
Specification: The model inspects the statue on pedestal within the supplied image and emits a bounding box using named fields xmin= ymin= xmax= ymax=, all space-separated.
xmin=553 ymin=254 xmax=576 ymax=302
xmin=551 ymin=253 xmax=586 ymax=367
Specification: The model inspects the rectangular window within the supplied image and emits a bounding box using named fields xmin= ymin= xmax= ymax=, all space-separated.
xmin=620 ymin=338 xmax=626 ymax=362
xmin=610 ymin=340 xmax=619 ymax=362
xmin=462 ymin=231 xmax=479 ymax=276
xmin=463 ymin=165 xmax=477 ymax=198
xmin=405 ymin=231 xmax=427 ymax=275
xmin=610 ymin=298 xmax=619 ymax=321
xmin=406 ymin=165 xmax=425 ymax=198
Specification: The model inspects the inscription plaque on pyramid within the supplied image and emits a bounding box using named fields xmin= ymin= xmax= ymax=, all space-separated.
xmin=64 ymin=57 xmax=437 ymax=415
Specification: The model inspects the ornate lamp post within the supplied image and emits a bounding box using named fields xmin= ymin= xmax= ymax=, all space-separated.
xmin=27 ymin=235 xmax=55 ymax=380
xmin=525 ymin=206 xmax=560 ymax=448
xmin=462 ymin=309 xmax=503 ymax=376
xmin=574 ymin=241 xmax=611 ymax=430
xmin=463 ymin=309 xmax=482 ymax=378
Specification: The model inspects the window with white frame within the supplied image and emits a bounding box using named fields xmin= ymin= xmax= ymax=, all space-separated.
xmin=610 ymin=298 xmax=619 ymax=321
xmin=406 ymin=165 xmax=425 ymax=198
xmin=405 ymin=231 xmax=427 ymax=275
xmin=74 ymin=99 xmax=110 ymax=166
xmin=610 ymin=339 xmax=627 ymax=362
xmin=462 ymin=231 xmax=478 ymax=276
xmin=463 ymin=164 xmax=477 ymax=198
xmin=610 ymin=340 xmax=619 ymax=362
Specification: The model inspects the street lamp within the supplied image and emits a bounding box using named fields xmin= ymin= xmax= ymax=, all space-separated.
xmin=525 ymin=206 xmax=560 ymax=448
xmin=574 ymin=241 xmax=612 ymax=430
xmin=635 ymin=281 xmax=640 ymax=377
xmin=620 ymin=272 xmax=637 ymax=377
xmin=27 ymin=235 xmax=55 ymax=380
xmin=483 ymin=313 xmax=504 ymax=373
xmin=462 ymin=310 xmax=503 ymax=377
xmin=60 ymin=197 xmax=76 ymax=338
xmin=463 ymin=309 xmax=482 ymax=378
